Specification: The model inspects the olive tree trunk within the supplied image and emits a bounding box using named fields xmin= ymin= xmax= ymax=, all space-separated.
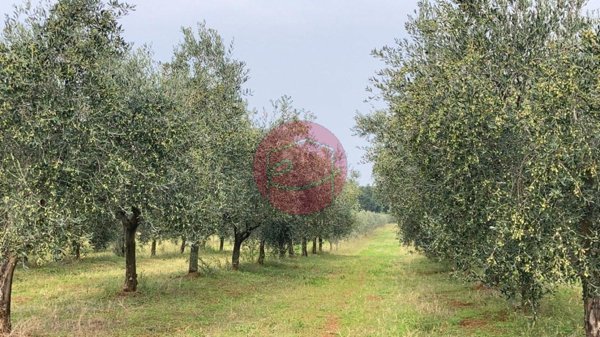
xmin=219 ymin=236 xmax=225 ymax=252
xmin=231 ymin=223 xmax=260 ymax=271
xmin=232 ymin=236 xmax=243 ymax=271
xmin=301 ymin=237 xmax=308 ymax=257
xmin=150 ymin=239 xmax=157 ymax=257
xmin=278 ymin=239 xmax=286 ymax=258
xmin=584 ymin=284 xmax=600 ymax=337
xmin=581 ymin=209 xmax=600 ymax=337
xmin=288 ymin=238 xmax=295 ymax=257
xmin=258 ymin=239 xmax=266 ymax=265
xmin=318 ymin=236 xmax=323 ymax=252
xmin=180 ymin=238 xmax=186 ymax=254
xmin=117 ymin=207 xmax=141 ymax=292
xmin=189 ymin=242 xmax=199 ymax=274
xmin=114 ymin=233 xmax=125 ymax=257
xmin=311 ymin=237 xmax=317 ymax=254
xmin=0 ymin=255 xmax=17 ymax=335
xmin=72 ymin=240 xmax=81 ymax=260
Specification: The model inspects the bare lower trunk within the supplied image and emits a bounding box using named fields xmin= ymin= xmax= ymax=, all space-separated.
xmin=318 ymin=236 xmax=323 ymax=252
xmin=180 ymin=238 xmax=186 ymax=254
xmin=219 ymin=236 xmax=225 ymax=252
xmin=118 ymin=207 xmax=141 ymax=292
xmin=189 ymin=242 xmax=199 ymax=274
xmin=232 ymin=237 xmax=242 ymax=271
xmin=123 ymin=227 xmax=138 ymax=292
xmin=0 ymin=255 xmax=17 ymax=335
xmin=72 ymin=240 xmax=81 ymax=260
xmin=258 ymin=239 xmax=265 ymax=265
xmin=329 ymin=241 xmax=332 ymax=251
xmin=301 ymin=237 xmax=308 ymax=257
xmin=581 ymin=206 xmax=600 ymax=337
xmin=278 ymin=239 xmax=286 ymax=258
xmin=583 ymin=277 xmax=600 ymax=337
xmin=288 ymin=238 xmax=295 ymax=257
xmin=151 ymin=240 xmax=157 ymax=257
xmin=114 ymin=232 xmax=125 ymax=257
xmin=231 ymin=223 xmax=259 ymax=271
xmin=585 ymin=295 xmax=600 ymax=336
xmin=311 ymin=238 xmax=317 ymax=254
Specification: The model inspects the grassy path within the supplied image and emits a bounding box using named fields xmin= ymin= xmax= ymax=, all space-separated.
xmin=11 ymin=225 xmax=583 ymax=336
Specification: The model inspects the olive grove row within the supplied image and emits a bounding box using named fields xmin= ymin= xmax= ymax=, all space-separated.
xmin=356 ymin=0 xmax=600 ymax=336
xmin=0 ymin=0 xmax=390 ymax=333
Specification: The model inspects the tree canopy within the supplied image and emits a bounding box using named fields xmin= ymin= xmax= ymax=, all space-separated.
xmin=0 ymin=0 xmax=370 ymax=333
xmin=357 ymin=0 xmax=600 ymax=335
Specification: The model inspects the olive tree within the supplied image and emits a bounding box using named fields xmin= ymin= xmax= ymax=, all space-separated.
xmin=0 ymin=0 xmax=134 ymax=331
xmin=357 ymin=0 xmax=600 ymax=335
xmin=161 ymin=23 xmax=251 ymax=273
xmin=108 ymin=46 xmax=177 ymax=292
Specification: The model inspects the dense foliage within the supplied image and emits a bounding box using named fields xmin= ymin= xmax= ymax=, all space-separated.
xmin=357 ymin=0 xmax=600 ymax=335
xmin=358 ymin=185 xmax=388 ymax=213
xmin=0 ymin=0 xmax=381 ymax=333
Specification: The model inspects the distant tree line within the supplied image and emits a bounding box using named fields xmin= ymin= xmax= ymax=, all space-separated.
xmin=358 ymin=185 xmax=389 ymax=213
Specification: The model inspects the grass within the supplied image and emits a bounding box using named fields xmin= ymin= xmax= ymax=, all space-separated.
xmin=9 ymin=225 xmax=584 ymax=336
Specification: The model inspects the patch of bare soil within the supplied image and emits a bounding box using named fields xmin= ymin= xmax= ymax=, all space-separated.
xmin=11 ymin=296 xmax=31 ymax=305
xmin=321 ymin=314 xmax=340 ymax=337
xmin=117 ymin=290 xmax=141 ymax=298
xmin=366 ymin=295 xmax=383 ymax=302
xmin=415 ymin=269 xmax=447 ymax=275
xmin=183 ymin=272 xmax=200 ymax=279
xmin=459 ymin=318 xmax=488 ymax=329
xmin=448 ymin=300 xmax=474 ymax=308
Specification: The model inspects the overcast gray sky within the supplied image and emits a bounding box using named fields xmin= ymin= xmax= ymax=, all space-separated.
xmin=1 ymin=0 xmax=600 ymax=186
xmin=116 ymin=0 xmax=422 ymax=186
